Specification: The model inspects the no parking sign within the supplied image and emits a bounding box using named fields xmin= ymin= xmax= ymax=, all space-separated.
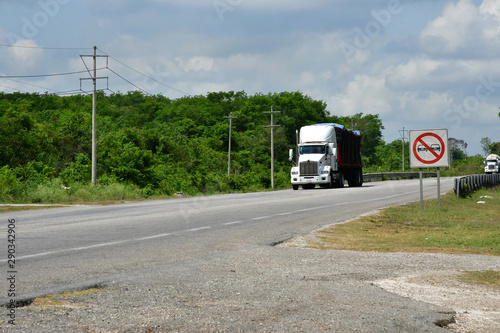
xmin=409 ymin=129 xmax=449 ymax=168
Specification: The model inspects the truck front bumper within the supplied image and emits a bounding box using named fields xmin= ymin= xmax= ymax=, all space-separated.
xmin=291 ymin=175 xmax=330 ymax=186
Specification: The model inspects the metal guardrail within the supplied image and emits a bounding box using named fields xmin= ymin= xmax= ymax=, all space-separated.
xmin=362 ymin=172 xmax=500 ymax=197
xmin=454 ymin=173 xmax=500 ymax=197
xmin=363 ymin=172 xmax=437 ymax=182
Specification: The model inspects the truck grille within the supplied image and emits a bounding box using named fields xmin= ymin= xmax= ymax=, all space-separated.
xmin=300 ymin=161 xmax=318 ymax=176
xmin=488 ymin=165 xmax=495 ymax=170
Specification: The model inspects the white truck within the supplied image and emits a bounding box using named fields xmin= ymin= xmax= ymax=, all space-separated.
xmin=289 ymin=123 xmax=363 ymax=190
xmin=484 ymin=154 xmax=500 ymax=173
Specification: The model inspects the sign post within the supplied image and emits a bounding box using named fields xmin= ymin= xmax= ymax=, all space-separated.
xmin=409 ymin=129 xmax=449 ymax=210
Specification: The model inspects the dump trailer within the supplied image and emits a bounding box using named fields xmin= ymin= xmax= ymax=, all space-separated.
xmin=289 ymin=123 xmax=362 ymax=190
xmin=484 ymin=154 xmax=500 ymax=174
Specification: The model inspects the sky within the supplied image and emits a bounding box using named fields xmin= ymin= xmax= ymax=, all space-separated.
xmin=0 ymin=0 xmax=499 ymax=156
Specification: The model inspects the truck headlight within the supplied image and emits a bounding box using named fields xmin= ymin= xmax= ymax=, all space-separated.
xmin=291 ymin=171 xmax=299 ymax=175
xmin=321 ymin=170 xmax=329 ymax=174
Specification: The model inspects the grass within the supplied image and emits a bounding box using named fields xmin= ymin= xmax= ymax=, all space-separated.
xmin=305 ymin=185 xmax=500 ymax=256
xmin=457 ymin=270 xmax=500 ymax=289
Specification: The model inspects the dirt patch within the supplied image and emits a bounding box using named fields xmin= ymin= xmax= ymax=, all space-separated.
xmin=281 ymin=234 xmax=500 ymax=332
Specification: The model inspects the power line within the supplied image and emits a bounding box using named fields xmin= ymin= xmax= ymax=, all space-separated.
xmin=0 ymin=43 xmax=92 ymax=50
xmin=97 ymin=47 xmax=190 ymax=96
xmin=1 ymin=44 xmax=188 ymax=97
xmin=0 ymin=68 xmax=107 ymax=79
xmin=0 ymin=78 xmax=57 ymax=92
xmin=0 ymin=84 xmax=29 ymax=93
xmin=106 ymin=67 xmax=151 ymax=96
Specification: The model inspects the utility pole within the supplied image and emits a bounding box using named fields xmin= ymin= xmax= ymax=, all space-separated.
xmin=224 ymin=112 xmax=238 ymax=175
xmin=80 ymin=46 xmax=108 ymax=186
xmin=399 ymin=127 xmax=408 ymax=172
xmin=264 ymin=106 xmax=281 ymax=190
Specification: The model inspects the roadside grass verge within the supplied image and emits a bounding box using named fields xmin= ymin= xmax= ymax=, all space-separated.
xmin=304 ymin=186 xmax=500 ymax=256
xmin=457 ymin=270 xmax=500 ymax=289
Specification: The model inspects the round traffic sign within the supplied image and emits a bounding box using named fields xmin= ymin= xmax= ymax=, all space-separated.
xmin=412 ymin=133 xmax=445 ymax=165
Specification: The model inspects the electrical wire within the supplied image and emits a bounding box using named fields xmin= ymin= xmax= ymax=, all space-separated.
xmin=97 ymin=47 xmax=190 ymax=96
xmin=0 ymin=84 xmax=29 ymax=93
xmin=1 ymin=78 xmax=58 ymax=92
xmin=0 ymin=68 xmax=107 ymax=79
xmin=0 ymin=44 xmax=189 ymax=97
xmin=106 ymin=67 xmax=151 ymax=95
xmin=0 ymin=43 xmax=92 ymax=50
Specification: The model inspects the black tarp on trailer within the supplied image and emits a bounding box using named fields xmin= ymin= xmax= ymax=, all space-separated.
xmin=335 ymin=127 xmax=362 ymax=168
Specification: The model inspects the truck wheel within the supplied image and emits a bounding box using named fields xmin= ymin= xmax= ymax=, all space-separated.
xmin=293 ymin=185 xmax=299 ymax=190
xmin=336 ymin=172 xmax=344 ymax=188
xmin=329 ymin=173 xmax=335 ymax=188
xmin=350 ymin=169 xmax=362 ymax=187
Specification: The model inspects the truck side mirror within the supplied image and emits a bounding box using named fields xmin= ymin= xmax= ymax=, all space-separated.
xmin=289 ymin=149 xmax=294 ymax=161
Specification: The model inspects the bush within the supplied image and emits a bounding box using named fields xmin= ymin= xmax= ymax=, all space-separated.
xmin=0 ymin=166 xmax=22 ymax=201
xmin=28 ymin=178 xmax=68 ymax=203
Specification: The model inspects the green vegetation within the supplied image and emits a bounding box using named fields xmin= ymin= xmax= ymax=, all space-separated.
xmin=0 ymin=91 xmax=492 ymax=204
xmin=0 ymin=91 xmax=383 ymax=202
xmin=457 ymin=271 xmax=500 ymax=289
xmin=304 ymin=186 xmax=500 ymax=256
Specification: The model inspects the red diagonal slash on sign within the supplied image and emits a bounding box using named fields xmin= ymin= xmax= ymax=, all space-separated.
xmin=413 ymin=133 xmax=445 ymax=164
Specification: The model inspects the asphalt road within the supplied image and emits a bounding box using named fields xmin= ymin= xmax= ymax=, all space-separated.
xmin=3 ymin=177 xmax=496 ymax=332
xmin=1 ymin=178 xmax=452 ymax=296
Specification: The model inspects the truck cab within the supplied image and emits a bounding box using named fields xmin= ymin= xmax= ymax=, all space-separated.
xmin=484 ymin=154 xmax=500 ymax=174
xmin=291 ymin=142 xmax=337 ymax=190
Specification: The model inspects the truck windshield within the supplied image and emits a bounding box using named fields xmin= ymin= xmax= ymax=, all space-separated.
xmin=300 ymin=145 xmax=325 ymax=154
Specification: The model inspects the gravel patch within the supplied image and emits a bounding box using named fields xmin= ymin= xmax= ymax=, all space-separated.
xmin=2 ymin=245 xmax=499 ymax=332
xmin=375 ymin=274 xmax=500 ymax=333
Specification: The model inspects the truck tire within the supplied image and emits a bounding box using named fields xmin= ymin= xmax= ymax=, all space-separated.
xmin=335 ymin=172 xmax=344 ymax=188
xmin=293 ymin=185 xmax=299 ymax=190
xmin=349 ymin=169 xmax=363 ymax=187
xmin=357 ymin=169 xmax=363 ymax=187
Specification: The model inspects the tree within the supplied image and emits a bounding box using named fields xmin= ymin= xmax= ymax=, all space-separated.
xmin=448 ymin=138 xmax=468 ymax=161
xmin=480 ymin=137 xmax=500 ymax=155
xmin=480 ymin=137 xmax=492 ymax=156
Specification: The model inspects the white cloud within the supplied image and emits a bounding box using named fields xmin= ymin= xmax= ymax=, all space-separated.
xmin=480 ymin=0 xmax=500 ymax=17
xmin=176 ymin=56 xmax=214 ymax=73
xmin=419 ymin=0 xmax=500 ymax=57
xmin=387 ymin=56 xmax=441 ymax=89
xmin=328 ymin=74 xmax=393 ymax=117
xmin=419 ymin=0 xmax=480 ymax=54
xmin=399 ymin=91 xmax=453 ymax=121
xmin=7 ymin=39 xmax=44 ymax=70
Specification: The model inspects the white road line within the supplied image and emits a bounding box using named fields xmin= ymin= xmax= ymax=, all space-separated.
xmin=0 ymin=227 xmax=211 ymax=263
xmin=251 ymin=216 xmax=270 ymax=220
xmin=185 ymin=226 xmax=211 ymax=232
xmin=224 ymin=221 xmax=244 ymax=225
xmin=134 ymin=233 xmax=173 ymax=241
